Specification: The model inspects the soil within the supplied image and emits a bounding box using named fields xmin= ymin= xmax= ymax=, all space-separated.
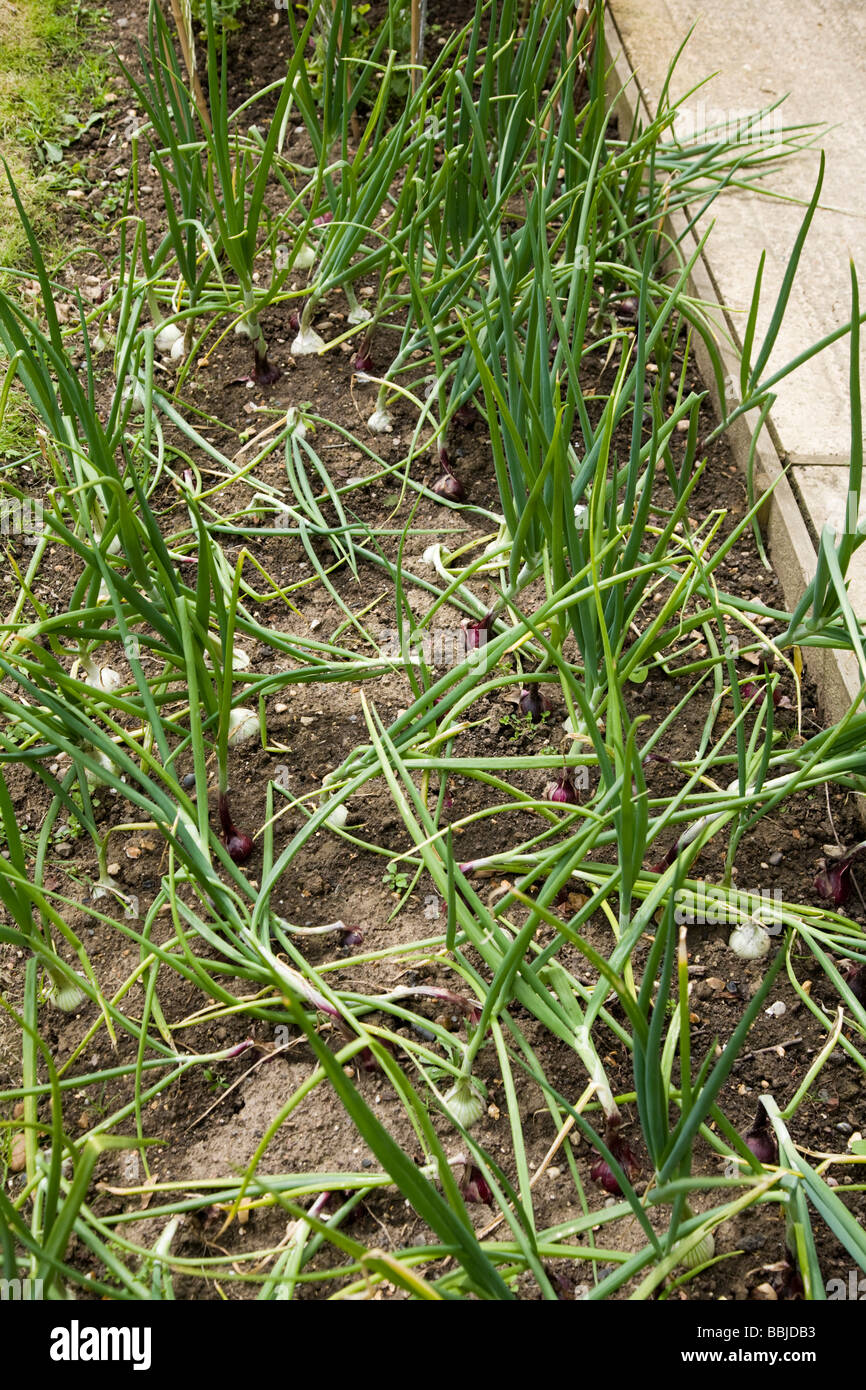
xmin=0 ymin=0 xmax=863 ymax=1303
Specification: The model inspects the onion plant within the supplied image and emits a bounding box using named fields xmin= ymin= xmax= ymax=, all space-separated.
xmin=120 ymin=2 xmax=219 ymax=356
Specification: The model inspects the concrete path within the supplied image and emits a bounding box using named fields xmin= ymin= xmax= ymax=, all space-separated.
xmin=605 ymin=0 xmax=866 ymax=720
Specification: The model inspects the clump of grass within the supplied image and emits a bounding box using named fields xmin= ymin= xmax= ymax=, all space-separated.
xmin=0 ymin=0 xmax=109 ymax=267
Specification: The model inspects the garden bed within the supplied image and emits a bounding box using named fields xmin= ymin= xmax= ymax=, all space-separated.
xmin=0 ymin=0 xmax=864 ymax=1303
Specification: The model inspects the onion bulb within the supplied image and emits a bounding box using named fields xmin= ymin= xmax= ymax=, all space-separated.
xmin=291 ymin=325 xmax=326 ymax=356
xmin=227 ymin=707 xmax=258 ymax=746
xmin=122 ymin=378 xmax=146 ymax=413
xmin=218 ymin=792 xmax=253 ymax=863
xmin=292 ymin=241 xmax=317 ymax=269
xmin=367 ymin=407 xmax=393 ymax=434
xmin=814 ymin=857 xmax=852 ymax=905
xmin=744 ymin=1107 xmax=778 ymax=1165
xmin=84 ymin=747 xmax=121 ymax=789
xmin=459 ymin=1162 xmax=494 ymax=1206
xmin=544 ymin=770 xmax=581 ymax=805
xmin=91 ymin=870 xmax=122 ymax=903
xmin=81 ymin=658 xmax=123 ymax=693
xmin=432 ymin=471 xmax=464 ymax=502
xmin=443 ymin=1076 xmax=484 ymax=1130
xmin=728 ymin=919 xmax=771 ymax=960
xmin=155 ymin=323 xmax=183 ymax=354
xmin=845 ymin=962 xmax=866 ymax=1006
xmin=590 ymin=1131 xmax=641 ymax=1194
xmin=352 ymin=330 xmax=374 ymax=372
xmin=204 ymin=647 xmax=250 ymax=672
xmin=46 ymin=964 xmax=87 ymax=1013
xmin=518 ymin=685 xmax=548 ymax=722
xmin=285 ymin=407 xmax=308 ymax=440
xmin=460 ymin=611 xmax=494 ymax=650
xmin=679 ymin=1230 xmax=716 ymax=1271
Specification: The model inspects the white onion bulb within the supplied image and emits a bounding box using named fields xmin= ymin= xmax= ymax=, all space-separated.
xmin=82 ymin=659 xmax=122 ymax=693
xmin=47 ymin=967 xmax=87 ymax=1013
xmin=155 ymin=324 xmax=183 ymax=354
xmin=728 ymin=920 xmax=772 ymax=960
xmin=443 ymin=1077 xmax=484 ymax=1129
xmin=324 ymin=804 xmax=348 ymax=830
xmin=291 ymin=326 xmax=326 ymax=356
xmin=122 ymin=379 xmax=146 ymax=412
xmin=367 ymin=407 xmax=393 ymax=434
xmin=227 ymin=707 xmax=259 ymax=746
xmin=293 ymin=241 xmax=316 ymax=269
xmin=84 ymin=748 xmax=120 ymax=789
xmin=679 ymin=1230 xmax=716 ymax=1270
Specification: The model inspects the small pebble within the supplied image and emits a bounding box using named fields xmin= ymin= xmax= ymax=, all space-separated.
xmin=769 ymin=851 xmax=783 ymax=866
xmin=182 ymin=772 xmax=196 ymax=789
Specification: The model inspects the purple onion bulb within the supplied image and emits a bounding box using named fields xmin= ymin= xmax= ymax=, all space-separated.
xmin=543 ymin=770 xmax=580 ymax=805
xmin=590 ymin=1132 xmax=641 ymax=1194
xmin=218 ymin=792 xmax=253 ymax=863
xmin=744 ymin=1108 xmax=778 ymax=1166
xmin=432 ymin=471 xmax=464 ymax=502
xmin=518 ymin=685 xmax=547 ymax=722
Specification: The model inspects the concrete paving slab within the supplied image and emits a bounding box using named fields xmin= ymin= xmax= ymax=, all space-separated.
xmin=792 ymin=463 xmax=866 ymax=605
xmin=605 ymin=0 xmax=866 ymax=723
xmin=607 ymin=0 xmax=866 ymax=468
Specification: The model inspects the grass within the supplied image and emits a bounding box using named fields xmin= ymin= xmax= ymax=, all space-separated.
xmin=0 ymin=0 xmax=110 ymax=264
xmin=0 ymin=1 xmax=107 ymax=139
xmin=0 ymin=0 xmax=111 ymax=457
